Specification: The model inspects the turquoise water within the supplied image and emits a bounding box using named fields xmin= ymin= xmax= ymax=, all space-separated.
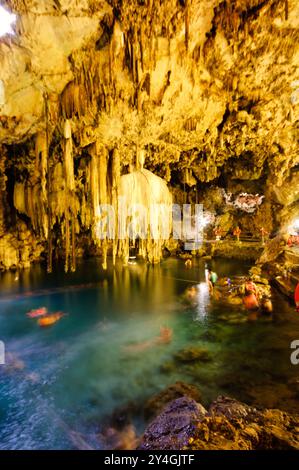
xmin=0 ymin=257 xmax=299 ymax=449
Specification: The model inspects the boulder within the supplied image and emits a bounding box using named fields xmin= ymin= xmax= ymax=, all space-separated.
xmin=139 ymin=397 xmax=207 ymax=450
xmin=144 ymin=381 xmax=202 ymax=419
xmin=139 ymin=395 xmax=299 ymax=450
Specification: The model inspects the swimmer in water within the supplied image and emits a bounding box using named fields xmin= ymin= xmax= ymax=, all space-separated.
xmin=124 ymin=326 xmax=173 ymax=353
xmin=243 ymin=290 xmax=259 ymax=321
xmin=155 ymin=326 xmax=173 ymax=344
xmin=27 ymin=307 xmax=48 ymax=318
xmin=185 ymin=286 xmax=197 ymax=301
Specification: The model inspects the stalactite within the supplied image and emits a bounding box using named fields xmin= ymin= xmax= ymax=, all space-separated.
xmin=185 ymin=0 xmax=189 ymax=52
xmin=108 ymin=41 xmax=113 ymax=85
xmin=61 ymin=81 xmax=86 ymax=119
xmin=63 ymin=120 xmax=75 ymax=192
xmin=139 ymin=27 xmax=144 ymax=72
xmin=117 ymin=168 xmax=172 ymax=264
xmin=71 ymin=215 xmax=76 ymax=272
xmin=98 ymin=144 xmax=108 ymax=270
xmin=44 ymin=93 xmax=53 ymax=273
xmin=34 ymin=131 xmax=48 ymax=239
xmin=63 ymin=119 xmax=75 ymax=272
xmin=112 ymin=147 xmax=120 ymax=266
xmin=90 ymin=143 xmax=100 ymax=218
xmin=0 ymin=148 xmax=7 ymax=234
xmin=285 ymin=0 xmax=288 ymax=20
xmin=65 ymin=208 xmax=70 ymax=273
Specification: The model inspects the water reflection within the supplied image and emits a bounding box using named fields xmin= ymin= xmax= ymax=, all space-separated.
xmin=194 ymin=282 xmax=210 ymax=320
xmin=1 ymin=258 xmax=298 ymax=450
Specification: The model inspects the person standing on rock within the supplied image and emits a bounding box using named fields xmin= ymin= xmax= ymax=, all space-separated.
xmin=233 ymin=226 xmax=241 ymax=243
xmin=208 ymin=269 xmax=218 ymax=294
xmin=260 ymin=226 xmax=268 ymax=245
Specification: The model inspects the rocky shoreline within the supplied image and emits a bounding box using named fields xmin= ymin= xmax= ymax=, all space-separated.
xmin=138 ymin=393 xmax=299 ymax=450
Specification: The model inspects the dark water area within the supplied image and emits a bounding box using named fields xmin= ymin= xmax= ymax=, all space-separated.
xmin=0 ymin=257 xmax=298 ymax=449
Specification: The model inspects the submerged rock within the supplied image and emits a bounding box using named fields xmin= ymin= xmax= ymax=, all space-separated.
xmin=174 ymin=347 xmax=212 ymax=363
xmin=144 ymin=381 xmax=202 ymax=419
xmin=159 ymin=361 xmax=176 ymax=374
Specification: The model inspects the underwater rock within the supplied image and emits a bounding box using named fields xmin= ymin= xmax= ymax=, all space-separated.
xmin=159 ymin=361 xmax=176 ymax=374
xmin=144 ymin=381 xmax=202 ymax=420
xmin=173 ymin=347 xmax=212 ymax=364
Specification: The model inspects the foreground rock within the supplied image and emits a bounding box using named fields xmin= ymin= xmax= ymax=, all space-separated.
xmin=144 ymin=381 xmax=202 ymax=420
xmin=139 ymin=396 xmax=299 ymax=450
xmin=139 ymin=397 xmax=207 ymax=450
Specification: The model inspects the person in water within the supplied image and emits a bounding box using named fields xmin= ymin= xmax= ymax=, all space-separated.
xmin=124 ymin=326 xmax=173 ymax=353
xmin=243 ymin=290 xmax=259 ymax=321
xmin=245 ymin=277 xmax=257 ymax=296
xmin=156 ymin=326 xmax=173 ymax=344
xmin=260 ymin=296 xmax=273 ymax=315
xmin=185 ymin=285 xmax=197 ymax=303
xmin=185 ymin=258 xmax=192 ymax=268
xmin=208 ymin=269 xmax=218 ymax=293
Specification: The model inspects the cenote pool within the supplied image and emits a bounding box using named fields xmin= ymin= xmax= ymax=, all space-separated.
xmin=0 ymin=257 xmax=298 ymax=449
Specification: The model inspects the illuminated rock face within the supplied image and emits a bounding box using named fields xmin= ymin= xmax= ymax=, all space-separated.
xmin=0 ymin=0 xmax=298 ymax=269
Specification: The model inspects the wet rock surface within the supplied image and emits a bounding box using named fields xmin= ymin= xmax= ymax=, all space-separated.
xmin=139 ymin=397 xmax=207 ymax=450
xmin=139 ymin=395 xmax=299 ymax=450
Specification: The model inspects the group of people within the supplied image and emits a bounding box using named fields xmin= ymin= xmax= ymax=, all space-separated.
xmin=26 ymin=307 xmax=65 ymax=327
xmin=242 ymin=278 xmax=273 ymax=321
xmin=212 ymin=225 xmax=269 ymax=244
xmin=287 ymin=234 xmax=299 ymax=247
xmin=184 ymin=257 xmax=274 ymax=321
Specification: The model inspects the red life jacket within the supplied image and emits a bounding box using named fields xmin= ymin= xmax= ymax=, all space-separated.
xmin=243 ymin=293 xmax=259 ymax=310
xmin=295 ymin=282 xmax=299 ymax=311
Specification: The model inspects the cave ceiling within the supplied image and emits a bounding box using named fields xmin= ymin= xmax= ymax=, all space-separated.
xmin=0 ymin=0 xmax=298 ymax=190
